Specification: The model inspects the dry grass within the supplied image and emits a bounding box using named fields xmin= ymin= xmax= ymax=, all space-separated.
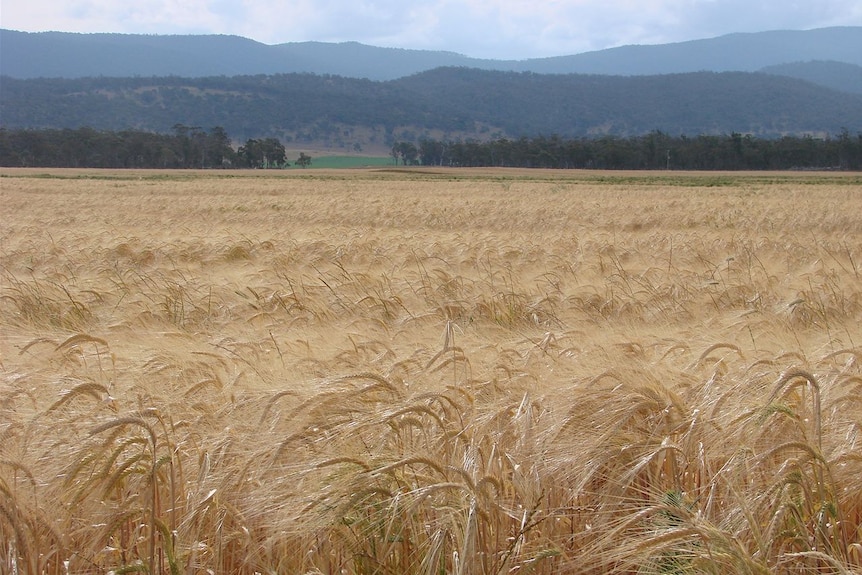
xmin=1 ymin=167 xmax=861 ymax=574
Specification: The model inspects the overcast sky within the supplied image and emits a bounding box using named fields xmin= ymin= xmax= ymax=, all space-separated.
xmin=3 ymin=0 xmax=861 ymax=59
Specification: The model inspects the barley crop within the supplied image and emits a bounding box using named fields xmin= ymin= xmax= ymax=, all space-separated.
xmin=1 ymin=168 xmax=860 ymax=574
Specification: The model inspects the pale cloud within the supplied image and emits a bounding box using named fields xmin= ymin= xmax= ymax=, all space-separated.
xmin=9 ymin=0 xmax=235 ymax=36
xmin=3 ymin=0 xmax=861 ymax=58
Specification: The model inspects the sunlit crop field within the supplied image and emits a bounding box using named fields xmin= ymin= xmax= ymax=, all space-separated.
xmin=2 ymin=168 xmax=861 ymax=574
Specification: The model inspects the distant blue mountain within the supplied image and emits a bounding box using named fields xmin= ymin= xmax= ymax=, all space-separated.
xmin=759 ymin=60 xmax=862 ymax=94
xmin=2 ymin=27 xmax=860 ymax=86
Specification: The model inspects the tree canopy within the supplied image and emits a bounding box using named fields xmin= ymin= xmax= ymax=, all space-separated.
xmin=406 ymin=131 xmax=862 ymax=171
xmin=2 ymin=127 xmax=859 ymax=171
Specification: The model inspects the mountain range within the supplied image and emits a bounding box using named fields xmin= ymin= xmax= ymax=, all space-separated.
xmin=2 ymin=27 xmax=861 ymax=86
xmin=1 ymin=27 xmax=861 ymax=150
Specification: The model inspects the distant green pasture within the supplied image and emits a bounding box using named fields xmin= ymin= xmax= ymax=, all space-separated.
xmin=290 ymin=155 xmax=393 ymax=169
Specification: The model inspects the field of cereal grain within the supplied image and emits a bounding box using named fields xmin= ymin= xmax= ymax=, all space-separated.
xmin=2 ymin=167 xmax=861 ymax=574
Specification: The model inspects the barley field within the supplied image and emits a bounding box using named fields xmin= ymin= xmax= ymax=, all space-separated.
xmin=1 ymin=168 xmax=861 ymax=574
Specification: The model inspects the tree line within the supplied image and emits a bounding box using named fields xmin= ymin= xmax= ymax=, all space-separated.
xmin=396 ymin=131 xmax=862 ymax=171
xmin=0 ymin=125 xmax=314 ymax=169
xmin=2 ymin=126 xmax=859 ymax=170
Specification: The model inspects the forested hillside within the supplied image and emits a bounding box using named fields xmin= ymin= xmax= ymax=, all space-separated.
xmin=759 ymin=61 xmax=862 ymax=94
xmin=3 ymin=69 xmax=861 ymax=151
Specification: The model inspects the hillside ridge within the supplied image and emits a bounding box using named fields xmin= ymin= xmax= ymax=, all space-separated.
xmin=3 ymin=69 xmax=860 ymax=150
xmin=2 ymin=27 xmax=860 ymax=83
